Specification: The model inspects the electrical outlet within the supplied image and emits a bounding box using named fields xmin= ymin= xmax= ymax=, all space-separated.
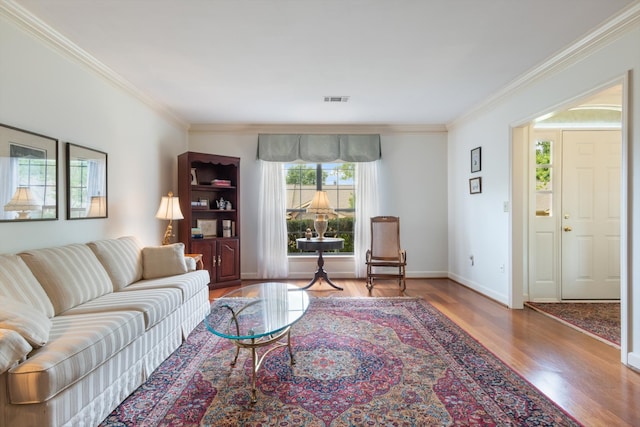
xmin=470 ymin=255 xmax=474 ymax=266
xmin=500 ymin=264 xmax=505 ymax=273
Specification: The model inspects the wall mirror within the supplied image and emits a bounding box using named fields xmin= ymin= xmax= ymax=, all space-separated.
xmin=0 ymin=123 xmax=58 ymax=222
xmin=66 ymin=143 xmax=108 ymax=219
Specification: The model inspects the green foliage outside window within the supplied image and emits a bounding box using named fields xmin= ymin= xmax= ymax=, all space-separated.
xmin=287 ymin=217 xmax=354 ymax=254
xmin=286 ymin=165 xmax=324 ymax=185
xmin=535 ymin=141 xmax=552 ymax=191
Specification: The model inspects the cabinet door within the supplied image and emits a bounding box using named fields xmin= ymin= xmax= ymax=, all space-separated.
xmin=191 ymin=240 xmax=214 ymax=283
xmin=216 ymin=239 xmax=240 ymax=283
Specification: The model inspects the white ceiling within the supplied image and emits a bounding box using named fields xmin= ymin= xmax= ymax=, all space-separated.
xmin=11 ymin=0 xmax=634 ymax=126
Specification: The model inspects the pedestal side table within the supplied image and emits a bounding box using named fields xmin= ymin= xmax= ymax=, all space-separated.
xmin=295 ymin=237 xmax=344 ymax=290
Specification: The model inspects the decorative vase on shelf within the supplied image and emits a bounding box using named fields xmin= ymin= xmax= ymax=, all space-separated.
xmin=216 ymin=197 xmax=226 ymax=210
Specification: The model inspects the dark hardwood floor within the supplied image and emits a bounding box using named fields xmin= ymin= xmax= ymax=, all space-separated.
xmin=210 ymin=278 xmax=640 ymax=426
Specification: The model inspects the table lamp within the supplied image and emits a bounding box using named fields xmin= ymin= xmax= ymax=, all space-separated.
xmin=87 ymin=195 xmax=107 ymax=217
xmin=4 ymin=186 xmax=41 ymax=219
xmin=306 ymin=190 xmax=335 ymax=240
xmin=155 ymin=191 xmax=184 ymax=245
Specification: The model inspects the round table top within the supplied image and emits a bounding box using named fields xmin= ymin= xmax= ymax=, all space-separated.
xmin=204 ymin=282 xmax=310 ymax=340
xmin=295 ymin=237 xmax=344 ymax=251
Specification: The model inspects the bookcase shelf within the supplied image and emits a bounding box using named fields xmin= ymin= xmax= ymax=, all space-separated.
xmin=178 ymin=151 xmax=240 ymax=289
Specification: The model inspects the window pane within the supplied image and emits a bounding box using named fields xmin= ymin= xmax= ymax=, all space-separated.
xmin=536 ymin=167 xmax=552 ymax=191
xmin=536 ymin=193 xmax=552 ymax=216
xmin=285 ymin=162 xmax=355 ymax=254
xmin=535 ymin=140 xmax=553 ymax=216
xmin=536 ymin=140 xmax=551 ymax=165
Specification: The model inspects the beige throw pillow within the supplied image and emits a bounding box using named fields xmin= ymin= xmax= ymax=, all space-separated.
xmin=0 ymin=296 xmax=52 ymax=347
xmin=0 ymin=329 xmax=32 ymax=373
xmin=142 ymin=243 xmax=188 ymax=280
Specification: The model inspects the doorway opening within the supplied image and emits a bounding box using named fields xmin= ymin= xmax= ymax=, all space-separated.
xmin=528 ymin=85 xmax=622 ymax=301
xmin=510 ymin=79 xmax=628 ymax=361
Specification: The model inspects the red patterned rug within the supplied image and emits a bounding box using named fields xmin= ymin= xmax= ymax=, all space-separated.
xmin=100 ymin=298 xmax=581 ymax=426
xmin=525 ymin=302 xmax=620 ymax=348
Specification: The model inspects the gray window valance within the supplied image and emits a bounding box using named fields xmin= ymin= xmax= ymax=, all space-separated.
xmin=258 ymin=134 xmax=381 ymax=162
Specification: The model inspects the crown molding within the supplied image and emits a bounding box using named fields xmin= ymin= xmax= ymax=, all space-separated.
xmin=188 ymin=123 xmax=447 ymax=134
xmin=0 ymin=0 xmax=189 ymax=130
xmin=447 ymin=1 xmax=640 ymax=130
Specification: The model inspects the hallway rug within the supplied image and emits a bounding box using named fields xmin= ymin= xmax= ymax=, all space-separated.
xmin=100 ymin=298 xmax=581 ymax=426
xmin=525 ymin=302 xmax=620 ymax=348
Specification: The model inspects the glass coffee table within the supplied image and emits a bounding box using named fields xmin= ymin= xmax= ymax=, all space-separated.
xmin=204 ymin=282 xmax=310 ymax=403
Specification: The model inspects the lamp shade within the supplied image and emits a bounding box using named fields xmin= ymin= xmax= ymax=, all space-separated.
xmin=4 ymin=186 xmax=41 ymax=212
xmin=306 ymin=191 xmax=334 ymax=215
xmin=87 ymin=195 xmax=107 ymax=217
xmin=155 ymin=192 xmax=184 ymax=220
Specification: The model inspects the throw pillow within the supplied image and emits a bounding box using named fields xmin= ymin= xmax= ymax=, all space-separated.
xmin=0 ymin=328 xmax=32 ymax=373
xmin=142 ymin=243 xmax=188 ymax=280
xmin=0 ymin=254 xmax=55 ymax=318
xmin=0 ymin=296 xmax=52 ymax=347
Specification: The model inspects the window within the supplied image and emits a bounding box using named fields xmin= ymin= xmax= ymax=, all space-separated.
xmin=12 ymin=144 xmax=56 ymax=219
xmin=285 ymin=162 xmax=355 ymax=254
xmin=535 ymin=140 xmax=553 ymax=216
xmin=67 ymin=157 xmax=90 ymax=218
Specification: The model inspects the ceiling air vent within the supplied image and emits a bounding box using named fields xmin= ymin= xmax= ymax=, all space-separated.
xmin=324 ymin=96 xmax=350 ymax=103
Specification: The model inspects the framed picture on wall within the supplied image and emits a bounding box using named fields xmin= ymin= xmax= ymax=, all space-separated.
xmin=469 ymin=177 xmax=482 ymax=194
xmin=471 ymin=146 xmax=481 ymax=173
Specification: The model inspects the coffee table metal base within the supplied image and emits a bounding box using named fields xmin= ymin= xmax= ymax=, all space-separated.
xmin=223 ymin=303 xmax=295 ymax=403
xmin=229 ymin=327 xmax=295 ymax=403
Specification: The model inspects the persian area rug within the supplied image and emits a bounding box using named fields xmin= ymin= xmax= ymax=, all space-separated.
xmin=101 ymin=298 xmax=581 ymax=427
xmin=525 ymin=302 xmax=620 ymax=348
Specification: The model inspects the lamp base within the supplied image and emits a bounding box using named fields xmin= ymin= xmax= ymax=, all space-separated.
xmin=161 ymin=222 xmax=174 ymax=245
xmin=15 ymin=211 xmax=31 ymax=219
xmin=314 ymin=215 xmax=328 ymax=240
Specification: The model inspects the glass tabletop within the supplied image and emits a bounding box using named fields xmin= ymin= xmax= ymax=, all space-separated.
xmin=205 ymin=282 xmax=310 ymax=340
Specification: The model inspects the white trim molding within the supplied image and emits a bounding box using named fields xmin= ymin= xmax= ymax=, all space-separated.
xmin=0 ymin=0 xmax=189 ymax=130
xmin=189 ymin=123 xmax=448 ymax=134
xmin=448 ymin=1 xmax=640 ymax=130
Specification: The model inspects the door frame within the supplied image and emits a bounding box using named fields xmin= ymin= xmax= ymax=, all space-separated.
xmin=509 ymin=73 xmax=629 ymax=363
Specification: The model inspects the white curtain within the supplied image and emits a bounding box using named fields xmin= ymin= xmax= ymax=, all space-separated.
xmin=257 ymin=160 xmax=289 ymax=278
xmin=86 ymin=159 xmax=106 ymax=198
xmin=354 ymin=160 xmax=381 ymax=277
xmin=0 ymin=157 xmax=18 ymax=220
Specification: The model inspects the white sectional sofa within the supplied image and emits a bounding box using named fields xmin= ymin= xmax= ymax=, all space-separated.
xmin=0 ymin=237 xmax=211 ymax=427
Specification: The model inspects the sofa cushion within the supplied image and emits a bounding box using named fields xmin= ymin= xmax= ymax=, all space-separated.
xmin=125 ymin=270 xmax=210 ymax=303
xmin=7 ymin=310 xmax=145 ymax=404
xmin=142 ymin=243 xmax=188 ymax=279
xmin=19 ymin=244 xmax=113 ymax=315
xmin=0 ymin=296 xmax=52 ymax=347
xmin=0 ymin=254 xmax=55 ymax=318
xmin=62 ymin=288 xmax=182 ymax=330
xmin=0 ymin=329 xmax=32 ymax=374
xmin=87 ymin=236 xmax=144 ymax=291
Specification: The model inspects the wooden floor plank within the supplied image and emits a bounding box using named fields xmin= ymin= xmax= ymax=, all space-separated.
xmin=210 ymin=278 xmax=640 ymax=426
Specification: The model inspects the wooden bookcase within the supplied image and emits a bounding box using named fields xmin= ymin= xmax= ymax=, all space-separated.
xmin=177 ymin=152 xmax=240 ymax=288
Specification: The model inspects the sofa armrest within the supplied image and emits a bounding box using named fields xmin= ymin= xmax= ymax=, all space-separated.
xmin=184 ymin=254 xmax=203 ymax=271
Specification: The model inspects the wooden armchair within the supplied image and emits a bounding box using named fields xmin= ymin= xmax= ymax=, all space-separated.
xmin=365 ymin=216 xmax=407 ymax=291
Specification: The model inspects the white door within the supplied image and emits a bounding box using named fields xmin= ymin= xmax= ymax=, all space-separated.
xmin=561 ymin=130 xmax=620 ymax=299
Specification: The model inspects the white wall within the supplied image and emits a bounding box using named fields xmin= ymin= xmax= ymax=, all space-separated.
xmin=188 ymin=128 xmax=449 ymax=280
xmin=447 ymin=12 xmax=640 ymax=367
xmin=0 ymin=13 xmax=188 ymax=253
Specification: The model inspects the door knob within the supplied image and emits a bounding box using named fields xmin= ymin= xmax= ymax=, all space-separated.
xmin=564 ymin=226 xmax=572 ymax=232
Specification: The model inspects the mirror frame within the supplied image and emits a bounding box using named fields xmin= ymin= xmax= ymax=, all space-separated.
xmin=0 ymin=123 xmax=59 ymax=222
xmin=66 ymin=142 xmax=108 ymax=220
